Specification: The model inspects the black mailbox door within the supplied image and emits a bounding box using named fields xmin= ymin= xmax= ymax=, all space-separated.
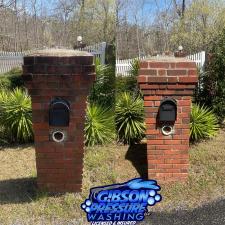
xmin=159 ymin=99 xmax=177 ymax=122
xmin=49 ymin=99 xmax=70 ymax=126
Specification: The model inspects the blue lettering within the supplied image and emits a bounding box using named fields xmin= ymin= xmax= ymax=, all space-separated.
xmin=97 ymin=191 xmax=109 ymax=203
xmin=111 ymin=190 xmax=121 ymax=203
xmin=128 ymin=190 xmax=139 ymax=203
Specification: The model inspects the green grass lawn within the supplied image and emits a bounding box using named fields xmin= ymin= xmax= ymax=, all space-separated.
xmin=1 ymin=130 xmax=225 ymax=224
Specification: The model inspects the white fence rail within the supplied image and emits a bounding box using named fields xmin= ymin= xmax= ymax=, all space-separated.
xmin=116 ymin=56 xmax=147 ymax=76
xmin=0 ymin=42 xmax=107 ymax=74
xmin=186 ymin=51 xmax=205 ymax=69
xmin=77 ymin=42 xmax=107 ymax=64
xmin=0 ymin=51 xmax=27 ymax=74
xmin=116 ymin=51 xmax=206 ymax=76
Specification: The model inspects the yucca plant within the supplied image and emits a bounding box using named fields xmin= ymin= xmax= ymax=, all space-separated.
xmin=115 ymin=92 xmax=145 ymax=144
xmin=129 ymin=59 xmax=140 ymax=77
xmin=0 ymin=88 xmax=33 ymax=143
xmin=85 ymin=104 xmax=115 ymax=146
xmin=88 ymin=58 xmax=115 ymax=108
xmin=190 ymin=104 xmax=219 ymax=142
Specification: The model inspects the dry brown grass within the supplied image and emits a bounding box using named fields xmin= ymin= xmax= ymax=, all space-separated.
xmin=0 ymin=130 xmax=225 ymax=224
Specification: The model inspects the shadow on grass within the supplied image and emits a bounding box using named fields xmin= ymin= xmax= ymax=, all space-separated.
xmin=0 ymin=177 xmax=37 ymax=204
xmin=125 ymin=143 xmax=148 ymax=179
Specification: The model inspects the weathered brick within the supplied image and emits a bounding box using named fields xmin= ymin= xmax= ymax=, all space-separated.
xmin=23 ymin=52 xmax=95 ymax=193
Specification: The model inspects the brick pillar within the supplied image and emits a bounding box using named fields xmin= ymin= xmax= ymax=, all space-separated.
xmin=22 ymin=49 xmax=95 ymax=192
xmin=138 ymin=58 xmax=198 ymax=182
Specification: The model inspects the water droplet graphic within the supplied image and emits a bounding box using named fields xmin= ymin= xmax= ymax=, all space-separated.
xmin=81 ymin=204 xmax=86 ymax=209
xmin=148 ymin=197 xmax=155 ymax=206
xmin=149 ymin=190 xmax=156 ymax=197
xmin=155 ymin=194 xmax=162 ymax=202
xmin=85 ymin=207 xmax=91 ymax=213
xmin=85 ymin=199 xmax=92 ymax=206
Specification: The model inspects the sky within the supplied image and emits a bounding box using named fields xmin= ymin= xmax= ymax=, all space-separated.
xmin=119 ymin=0 xmax=174 ymax=25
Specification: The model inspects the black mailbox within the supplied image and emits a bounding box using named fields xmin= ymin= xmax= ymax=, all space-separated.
xmin=159 ymin=98 xmax=177 ymax=122
xmin=49 ymin=98 xmax=70 ymax=126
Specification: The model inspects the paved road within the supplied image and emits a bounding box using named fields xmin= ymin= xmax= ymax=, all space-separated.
xmin=139 ymin=198 xmax=225 ymax=225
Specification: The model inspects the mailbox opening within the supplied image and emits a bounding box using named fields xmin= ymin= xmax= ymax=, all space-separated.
xmin=49 ymin=98 xmax=70 ymax=127
xmin=52 ymin=131 xmax=65 ymax=142
xmin=161 ymin=124 xmax=174 ymax=136
xmin=158 ymin=98 xmax=177 ymax=122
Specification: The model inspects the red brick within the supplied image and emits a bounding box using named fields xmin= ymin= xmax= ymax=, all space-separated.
xmin=188 ymin=69 xmax=198 ymax=76
xmin=147 ymin=77 xmax=167 ymax=83
xmin=164 ymin=140 xmax=181 ymax=145
xmin=140 ymin=61 xmax=148 ymax=68
xmin=148 ymin=62 xmax=170 ymax=68
xmin=176 ymin=62 xmax=196 ymax=68
xmin=139 ymin=69 xmax=157 ymax=75
xmin=146 ymin=129 xmax=159 ymax=135
xmin=138 ymin=76 xmax=147 ymax=83
xmin=147 ymin=140 xmax=164 ymax=145
xmin=144 ymin=101 xmax=154 ymax=107
xmin=167 ymin=77 xmax=178 ymax=83
xmin=158 ymin=69 xmax=166 ymax=76
xmin=179 ymin=77 xmax=198 ymax=83
xmin=145 ymin=118 xmax=156 ymax=124
xmin=144 ymin=96 xmax=162 ymax=100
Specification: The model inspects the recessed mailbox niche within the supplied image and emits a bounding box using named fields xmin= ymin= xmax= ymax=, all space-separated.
xmin=49 ymin=98 xmax=70 ymax=127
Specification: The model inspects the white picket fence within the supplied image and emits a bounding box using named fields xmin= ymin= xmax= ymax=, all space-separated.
xmin=77 ymin=42 xmax=107 ymax=64
xmin=186 ymin=51 xmax=205 ymax=69
xmin=0 ymin=42 xmax=107 ymax=74
xmin=0 ymin=51 xmax=26 ymax=74
xmin=116 ymin=51 xmax=206 ymax=76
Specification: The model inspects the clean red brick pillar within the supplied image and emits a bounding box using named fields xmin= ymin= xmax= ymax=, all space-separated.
xmin=22 ymin=49 xmax=95 ymax=192
xmin=138 ymin=58 xmax=198 ymax=182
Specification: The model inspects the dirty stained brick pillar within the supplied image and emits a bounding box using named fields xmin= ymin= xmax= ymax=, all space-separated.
xmin=22 ymin=50 xmax=95 ymax=192
xmin=138 ymin=58 xmax=198 ymax=182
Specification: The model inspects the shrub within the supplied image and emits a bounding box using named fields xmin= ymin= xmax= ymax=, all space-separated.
xmin=129 ymin=59 xmax=140 ymax=77
xmin=116 ymin=59 xmax=140 ymax=96
xmin=115 ymin=92 xmax=145 ymax=144
xmin=85 ymin=104 xmax=115 ymax=146
xmin=0 ymin=67 xmax=24 ymax=89
xmin=197 ymin=28 xmax=225 ymax=122
xmin=0 ymin=88 xmax=33 ymax=143
xmin=190 ymin=104 xmax=219 ymax=142
xmin=88 ymin=59 xmax=115 ymax=108
xmin=116 ymin=75 xmax=137 ymax=94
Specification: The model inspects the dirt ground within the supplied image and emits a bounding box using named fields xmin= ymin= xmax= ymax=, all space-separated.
xmin=1 ymin=130 xmax=225 ymax=224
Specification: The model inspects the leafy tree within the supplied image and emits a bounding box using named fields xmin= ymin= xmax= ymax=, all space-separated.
xmin=197 ymin=28 xmax=225 ymax=121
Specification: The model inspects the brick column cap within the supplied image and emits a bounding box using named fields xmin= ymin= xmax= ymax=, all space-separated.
xmin=22 ymin=49 xmax=95 ymax=75
xmin=138 ymin=57 xmax=198 ymax=85
xmin=26 ymin=49 xmax=92 ymax=57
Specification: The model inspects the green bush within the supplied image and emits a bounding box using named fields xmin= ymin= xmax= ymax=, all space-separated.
xmin=88 ymin=59 xmax=115 ymax=108
xmin=115 ymin=92 xmax=145 ymax=144
xmin=0 ymin=67 xmax=24 ymax=89
xmin=0 ymin=88 xmax=33 ymax=143
xmin=116 ymin=75 xmax=137 ymax=94
xmin=116 ymin=59 xmax=140 ymax=96
xmin=190 ymin=104 xmax=219 ymax=142
xmin=129 ymin=59 xmax=140 ymax=77
xmin=197 ymin=28 xmax=225 ymax=122
xmin=85 ymin=104 xmax=115 ymax=146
